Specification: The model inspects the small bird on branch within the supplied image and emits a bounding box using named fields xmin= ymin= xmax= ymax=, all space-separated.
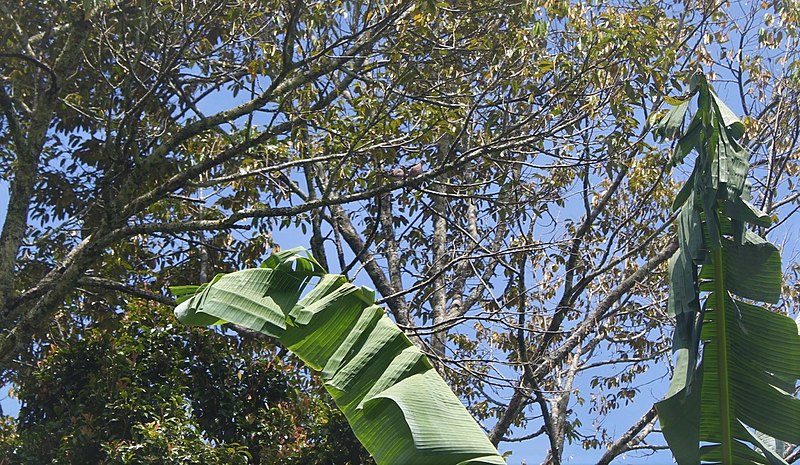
xmin=407 ymin=162 xmax=424 ymax=177
xmin=386 ymin=162 xmax=425 ymax=179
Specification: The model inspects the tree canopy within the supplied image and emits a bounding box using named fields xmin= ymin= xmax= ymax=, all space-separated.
xmin=1 ymin=0 xmax=799 ymax=463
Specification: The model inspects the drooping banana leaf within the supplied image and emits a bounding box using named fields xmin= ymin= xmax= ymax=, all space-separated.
xmin=655 ymin=74 xmax=800 ymax=464
xmin=173 ymin=247 xmax=506 ymax=465
xmin=752 ymin=314 xmax=800 ymax=460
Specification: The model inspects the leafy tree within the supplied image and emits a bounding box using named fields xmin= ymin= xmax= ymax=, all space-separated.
xmin=0 ymin=301 xmax=372 ymax=464
xmin=1 ymin=0 xmax=799 ymax=463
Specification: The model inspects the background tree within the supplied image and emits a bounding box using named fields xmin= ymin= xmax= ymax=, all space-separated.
xmin=1 ymin=0 xmax=799 ymax=463
xmin=0 ymin=300 xmax=373 ymax=464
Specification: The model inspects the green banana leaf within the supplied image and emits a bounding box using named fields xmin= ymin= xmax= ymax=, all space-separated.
xmin=655 ymin=74 xmax=800 ymax=464
xmin=173 ymin=247 xmax=506 ymax=465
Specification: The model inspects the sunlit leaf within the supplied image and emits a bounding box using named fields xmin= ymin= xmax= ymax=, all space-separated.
xmin=176 ymin=249 xmax=506 ymax=465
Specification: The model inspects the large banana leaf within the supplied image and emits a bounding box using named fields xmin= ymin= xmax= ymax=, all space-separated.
xmin=655 ymin=74 xmax=800 ymax=464
xmin=173 ymin=247 xmax=506 ymax=465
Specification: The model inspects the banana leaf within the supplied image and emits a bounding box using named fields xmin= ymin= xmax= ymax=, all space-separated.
xmin=655 ymin=74 xmax=800 ymax=464
xmin=174 ymin=247 xmax=506 ymax=465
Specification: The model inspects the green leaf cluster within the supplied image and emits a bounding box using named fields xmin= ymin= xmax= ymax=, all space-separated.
xmin=0 ymin=301 xmax=370 ymax=464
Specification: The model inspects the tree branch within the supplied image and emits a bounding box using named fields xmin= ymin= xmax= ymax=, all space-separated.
xmin=488 ymin=240 xmax=679 ymax=445
xmin=0 ymin=18 xmax=92 ymax=315
xmin=76 ymin=276 xmax=175 ymax=306
xmin=596 ymin=406 xmax=659 ymax=465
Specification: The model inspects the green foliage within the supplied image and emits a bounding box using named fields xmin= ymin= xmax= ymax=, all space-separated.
xmin=2 ymin=0 xmax=800 ymax=462
xmin=655 ymin=74 xmax=800 ymax=464
xmin=175 ymin=247 xmax=506 ymax=465
xmin=0 ymin=302 xmax=371 ymax=464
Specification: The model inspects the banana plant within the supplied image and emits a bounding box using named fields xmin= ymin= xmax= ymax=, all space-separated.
xmin=172 ymin=248 xmax=506 ymax=465
xmin=654 ymin=74 xmax=800 ymax=464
